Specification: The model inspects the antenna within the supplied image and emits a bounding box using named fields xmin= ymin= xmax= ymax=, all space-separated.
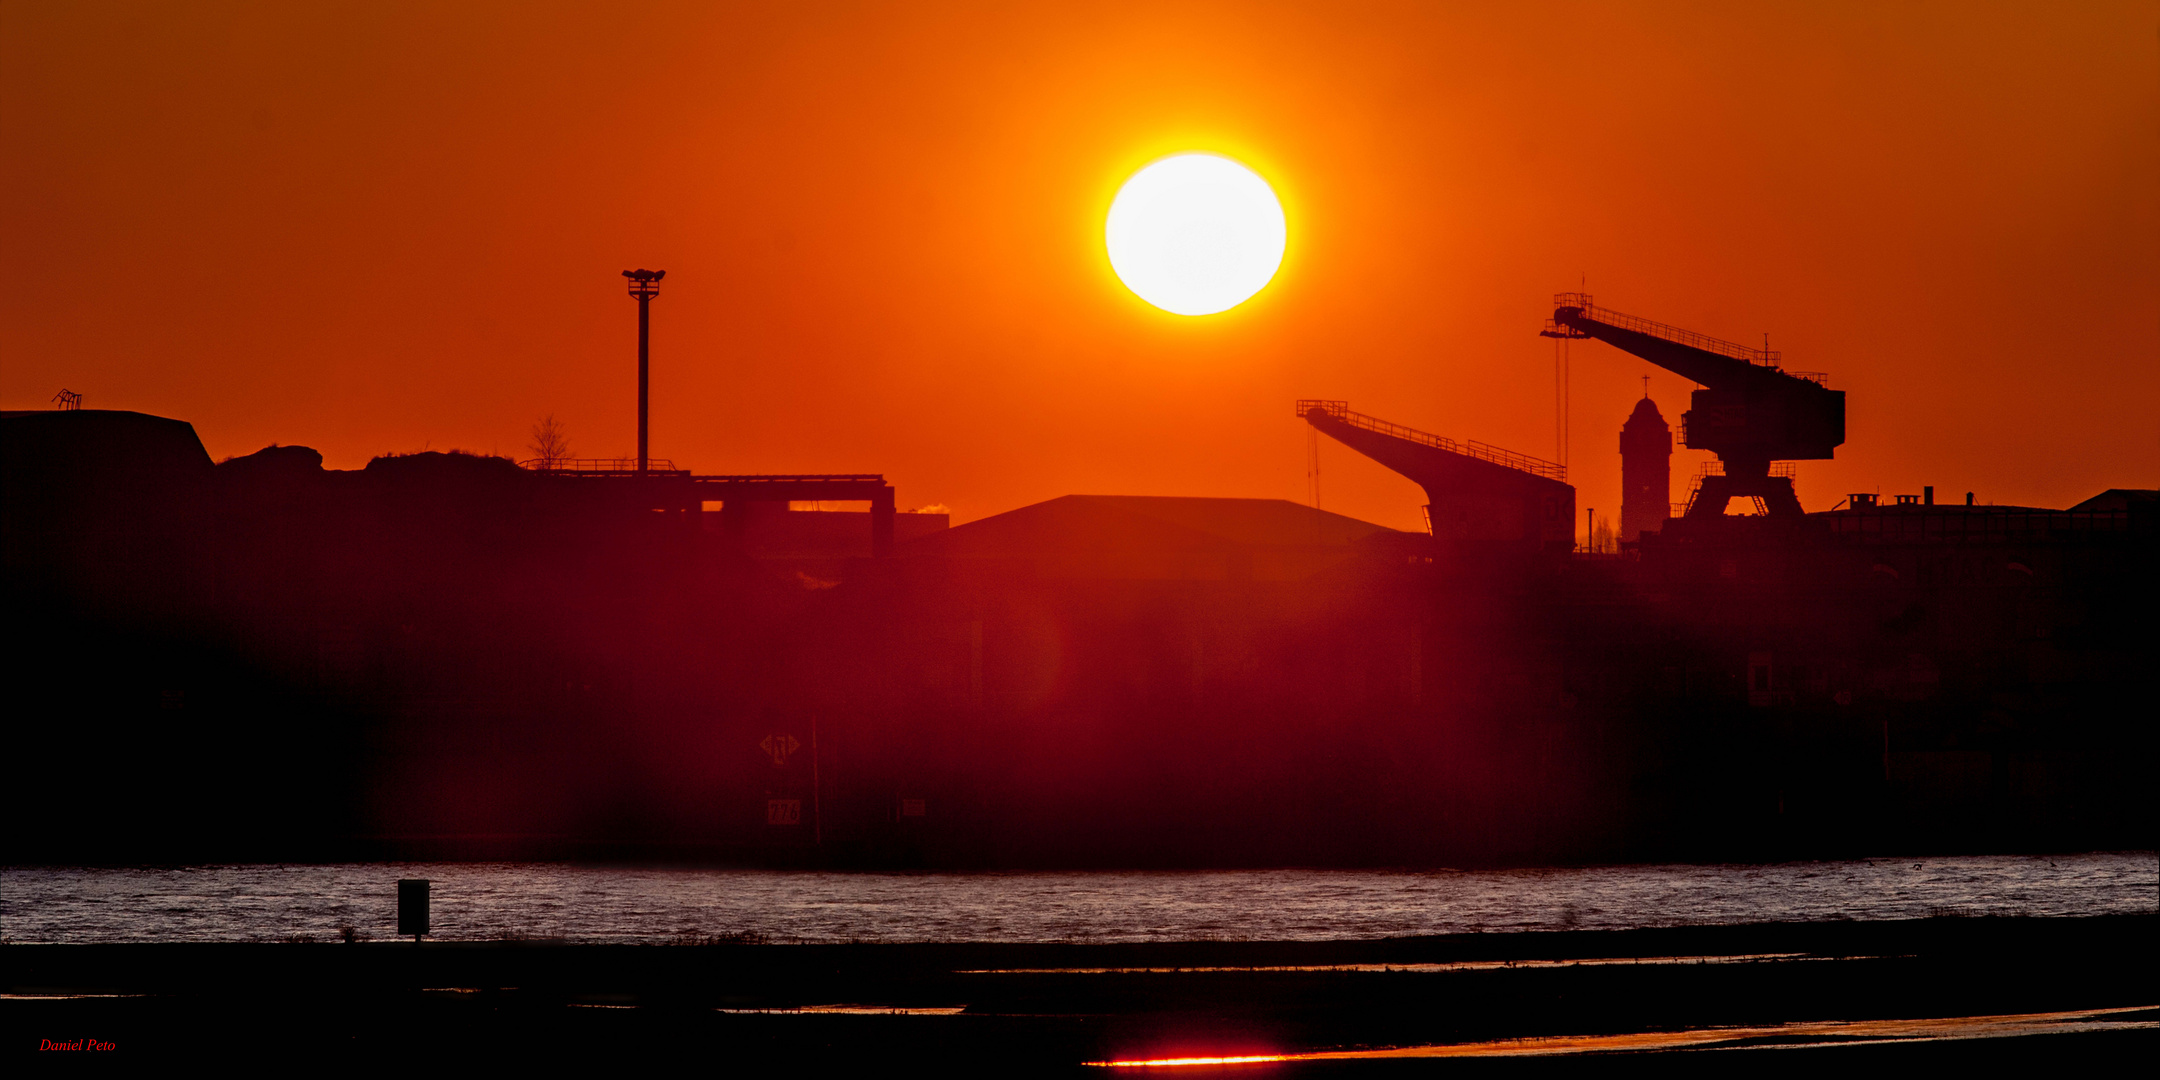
xmin=1552 ymin=332 xmax=1572 ymax=467
xmin=1568 ymin=275 xmax=1578 ymax=468
xmin=1306 ymin=424 xmax=1321 ymax=510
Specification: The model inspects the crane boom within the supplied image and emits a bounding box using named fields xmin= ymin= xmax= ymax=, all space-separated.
xmin=1550 ymin=294 xmax=1788 ymax=389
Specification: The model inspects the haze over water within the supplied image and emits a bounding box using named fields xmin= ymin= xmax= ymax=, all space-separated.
xmin=6 ymin=854 xmax=2151 ymax=945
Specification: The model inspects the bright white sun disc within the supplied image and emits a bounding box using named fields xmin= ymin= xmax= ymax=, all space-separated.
xmin=1106 ymin=154 xmax=1285 ymax=316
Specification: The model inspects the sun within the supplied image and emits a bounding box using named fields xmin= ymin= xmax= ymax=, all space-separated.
xmin=1106 ymin=153 xmax=1286 ymax=317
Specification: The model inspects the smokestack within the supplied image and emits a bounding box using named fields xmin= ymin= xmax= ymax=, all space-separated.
xmin=1924 ymin=486 xmax=1934 ymax=506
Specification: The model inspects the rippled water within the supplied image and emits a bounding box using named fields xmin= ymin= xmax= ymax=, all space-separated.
xmin=3 ymin=853 xmax=2151 ymax=944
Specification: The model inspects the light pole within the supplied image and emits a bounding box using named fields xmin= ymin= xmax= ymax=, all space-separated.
xmin=623 ymin=269 xmax=665 ymax=476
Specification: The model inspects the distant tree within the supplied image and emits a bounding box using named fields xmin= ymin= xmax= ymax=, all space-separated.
xmin=528 ymin=415 xmax=572 ymax=470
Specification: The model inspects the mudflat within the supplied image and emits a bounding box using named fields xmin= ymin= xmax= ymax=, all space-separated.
xmin=6 ymin=915 xmax=2154 ymax=1071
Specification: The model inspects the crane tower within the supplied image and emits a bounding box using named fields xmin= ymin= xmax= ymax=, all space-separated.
xmin=1542 ymin=293 xmax=1843 ymax=518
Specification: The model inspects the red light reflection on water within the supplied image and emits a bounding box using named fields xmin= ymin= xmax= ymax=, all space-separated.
xmin=1091 ymin=1055 xmax=1289 ymax=1068
xmin=1086 ymin=1006 xmax=2159 ymax=1067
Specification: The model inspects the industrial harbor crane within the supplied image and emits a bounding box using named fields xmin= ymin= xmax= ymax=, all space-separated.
xmin=1542 ymin=293 xmax=1844 ymax=518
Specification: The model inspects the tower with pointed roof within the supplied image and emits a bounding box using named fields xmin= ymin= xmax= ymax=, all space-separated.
xmin=1620 ymin=392 xmax=1672 ymax=542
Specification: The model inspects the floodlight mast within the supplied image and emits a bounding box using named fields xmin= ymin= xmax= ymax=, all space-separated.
xmin=623 ymin=269 xmax=666 ymax=476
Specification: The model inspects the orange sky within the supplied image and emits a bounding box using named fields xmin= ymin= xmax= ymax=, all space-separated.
xmin=5 ymin=1 xmax=2155 ymax=530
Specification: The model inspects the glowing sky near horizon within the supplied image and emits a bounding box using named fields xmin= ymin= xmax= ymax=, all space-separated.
xmin=1 ymin=3 xmax=2152 ymax=531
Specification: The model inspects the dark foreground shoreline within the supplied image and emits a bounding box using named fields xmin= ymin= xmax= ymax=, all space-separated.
xmin=7 ymin=916 xmax=2154 ymax=1071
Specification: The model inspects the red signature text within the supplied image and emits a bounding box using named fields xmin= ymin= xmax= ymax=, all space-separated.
xmin=39 ymin=1038 xmax=117 ymax=1051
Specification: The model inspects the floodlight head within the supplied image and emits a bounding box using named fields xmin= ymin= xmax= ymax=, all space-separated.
xmin=623 ymin=268 xmax=665 ymax=298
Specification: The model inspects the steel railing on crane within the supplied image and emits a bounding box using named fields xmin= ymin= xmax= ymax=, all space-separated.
xmin=1296 ymin=400 xmax=1568 ymax=481
xmin=1548 ymin=293 xmax=1833 ymax=387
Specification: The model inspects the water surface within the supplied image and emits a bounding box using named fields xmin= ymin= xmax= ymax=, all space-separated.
xmin=4 ymin=853 xmax=2151 ymax=944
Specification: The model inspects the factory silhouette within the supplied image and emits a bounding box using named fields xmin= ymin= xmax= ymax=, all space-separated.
xmin=4 ymin=280 xmax=2152 ymax=867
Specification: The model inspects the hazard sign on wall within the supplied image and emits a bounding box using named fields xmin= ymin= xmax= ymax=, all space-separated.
xmin=760 ymin=734 xmax=800 ymax=767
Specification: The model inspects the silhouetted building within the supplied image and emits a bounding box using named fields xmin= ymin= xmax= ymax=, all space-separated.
xmin=2069 ymin=489 xmax=2158 ymax=514
xmin=1 ymin=409 xmax=215 ymax=619
xmin=711 ymin=504 xmax=948 ymax=560
xmin=7 ymin=404 xmax=2154 ymax=867
xmin=1620 ymin=395 xmax=1672 ymax=542
xmin=900 ymin=494 xmax=1396 ymax=579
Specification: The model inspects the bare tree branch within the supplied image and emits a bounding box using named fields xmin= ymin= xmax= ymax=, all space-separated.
xmin=528 ymin=415 xmax=571 ymax=470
